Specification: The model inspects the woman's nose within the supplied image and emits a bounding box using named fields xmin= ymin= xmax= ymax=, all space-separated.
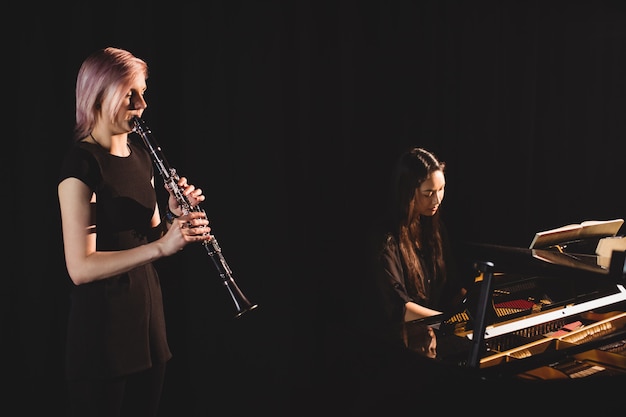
xmin=132 ymin=95 xmax=147 ymax=110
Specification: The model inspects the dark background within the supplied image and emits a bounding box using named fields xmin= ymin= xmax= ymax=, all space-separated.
xmin=10 ymin=0 xmax=626 ymax=415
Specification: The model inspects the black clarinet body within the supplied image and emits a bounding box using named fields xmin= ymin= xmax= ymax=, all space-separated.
xmin=131 ymin=116 xmax=258 ymax=318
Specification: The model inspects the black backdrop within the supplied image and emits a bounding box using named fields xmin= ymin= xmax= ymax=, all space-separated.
xmin=11 ymin=0 xmax=626 ymax=415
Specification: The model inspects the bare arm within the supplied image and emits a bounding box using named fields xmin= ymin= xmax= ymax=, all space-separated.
xmin=404 ymin=301 xmax=442 ymax=322
xmin=58 ymin=177 xmax=210 ymax=285
xmin=404 ymin=302 xmax=439 ymax=357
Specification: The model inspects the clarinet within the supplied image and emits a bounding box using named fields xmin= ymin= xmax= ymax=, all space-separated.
xmin=131 ymin=116 xmax=258 ymax=318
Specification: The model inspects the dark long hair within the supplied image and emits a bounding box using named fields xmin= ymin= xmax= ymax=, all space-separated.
xmin=390 ymin=147 xmax=446 ymax=302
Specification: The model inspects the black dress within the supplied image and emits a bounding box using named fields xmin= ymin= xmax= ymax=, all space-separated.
xmin=366 ymin=221 xmax=461 ymax=346
xmin=58 ymin=141 xmax=172 ymax=381
xmin=371 ymin=233 xmax=440 ymax=343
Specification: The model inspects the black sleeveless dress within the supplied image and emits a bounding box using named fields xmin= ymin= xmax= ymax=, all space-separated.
xmin=58 ymin=141 xmax=172 ymax=381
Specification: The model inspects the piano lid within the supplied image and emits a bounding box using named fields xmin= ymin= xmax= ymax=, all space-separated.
xmin=461 ymin=241 xmax=610 ymax=278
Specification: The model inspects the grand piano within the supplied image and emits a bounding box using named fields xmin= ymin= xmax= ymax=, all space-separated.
xmin=405 ymin=233 xmax=626 ymax=385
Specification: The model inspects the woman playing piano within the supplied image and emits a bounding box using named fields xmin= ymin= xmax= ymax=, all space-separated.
xmin=368 ymin=146 xmax=468 ymax=353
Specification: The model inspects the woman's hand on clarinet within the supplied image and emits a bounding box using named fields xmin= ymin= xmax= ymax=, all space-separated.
xmin=160 ymin=211 xmax=212 ymax=256
xmin=166 ymin=176 xmax=206 ymax=216
xmin=157 ymin=176 xmax=212 ymax=256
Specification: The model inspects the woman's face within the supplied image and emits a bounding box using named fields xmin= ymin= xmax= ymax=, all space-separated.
xmin=120 ymin=74 xmax=148 ymax=130
xmin=414 ymin=170 xmax=445 ymax=217
xmin=103 ymin=73 xmax=147 ymax=134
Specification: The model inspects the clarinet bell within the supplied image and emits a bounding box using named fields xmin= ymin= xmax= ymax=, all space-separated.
xmin=225 ymin=278 xmax=258 ymax=318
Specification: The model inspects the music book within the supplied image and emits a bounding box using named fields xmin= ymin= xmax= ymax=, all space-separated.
xmin=596 ymin=236 xmax=626 ymax=268
xmin=529 ymin=218 xmax=624 ymax=249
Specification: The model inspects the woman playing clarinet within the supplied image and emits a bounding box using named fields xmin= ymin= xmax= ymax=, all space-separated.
xmin=57 ymin=47 xmax=212 ymax=417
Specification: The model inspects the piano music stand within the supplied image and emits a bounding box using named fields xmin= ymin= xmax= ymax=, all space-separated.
xmin=467 ymin=261 xmax=495 ymax=369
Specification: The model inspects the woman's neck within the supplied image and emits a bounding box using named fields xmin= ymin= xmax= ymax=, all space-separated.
xmin=88 ymin=132 xmax=130 ymax=157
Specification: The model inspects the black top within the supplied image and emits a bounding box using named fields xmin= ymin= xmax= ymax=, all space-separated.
xmin=365 ymin=222 xmax=463 ymax=346
xmin=58 ymin=141 xmax=172 ymax=381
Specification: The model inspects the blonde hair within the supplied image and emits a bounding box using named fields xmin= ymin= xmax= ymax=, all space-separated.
xmin=74 ymin=47 xmax=148 ymax=141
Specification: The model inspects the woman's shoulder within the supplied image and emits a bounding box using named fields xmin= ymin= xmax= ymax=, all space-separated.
xmin=65 ymin=140 xmax=95 ymax=155
xmin=382 ymin=231 xmax=397 ymax=247
xmin=59 ymin=141 xmax=98 ymax=168
xmin=375 ymin=231 xmax=399 ymax=258
xmin=58 ymin=142 xmax=101 ymax=186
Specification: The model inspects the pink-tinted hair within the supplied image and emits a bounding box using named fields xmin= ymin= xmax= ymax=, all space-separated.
xmin=74 ymin=47 xmax=148 ymax=141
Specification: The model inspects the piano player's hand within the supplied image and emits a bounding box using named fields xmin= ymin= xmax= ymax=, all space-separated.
xmin=424 ymin=326 xmax=437 ymax=358
xmin=407 ymin=323 xmax=437 ymax=358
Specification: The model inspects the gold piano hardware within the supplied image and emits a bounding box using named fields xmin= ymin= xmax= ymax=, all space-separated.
xmin=404 ymin=241 xmax=626 ymax=381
